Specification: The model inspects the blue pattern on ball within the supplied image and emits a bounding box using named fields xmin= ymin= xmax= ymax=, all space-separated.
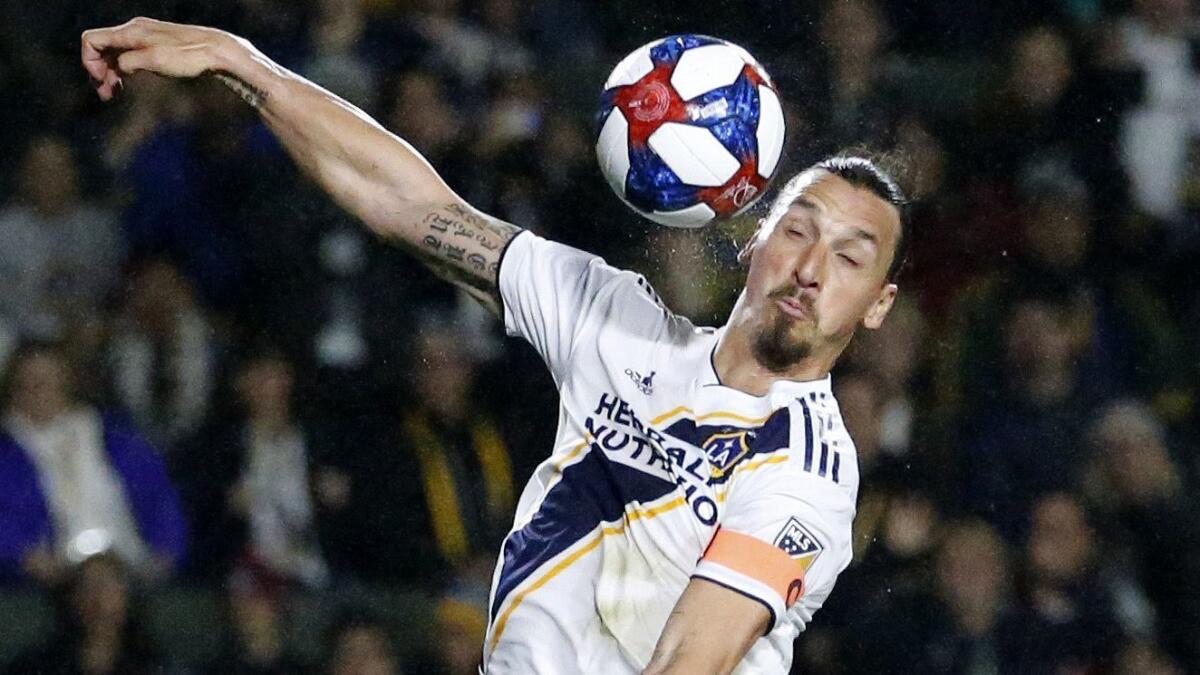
xmin=683 ymin=70 xmax=761 ymax=162
xmin=595 ymin=88 xmax=620 ymax=135
xmin=710 ymin=118 xmax=757 ymax=163
xmin=650 ymin=34 xmax=721 ymax=66
xmin=625 ymin=144 xmax=699 ymax=212
xmin=688 ymin=70 xmax=760 ymax=126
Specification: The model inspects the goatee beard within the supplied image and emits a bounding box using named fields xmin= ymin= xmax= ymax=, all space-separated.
xmin=752 ymin=310 xmax=812 ymax=373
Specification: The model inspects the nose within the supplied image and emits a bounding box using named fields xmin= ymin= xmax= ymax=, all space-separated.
xmin=794 ymin=243 xmax=826 ymax=293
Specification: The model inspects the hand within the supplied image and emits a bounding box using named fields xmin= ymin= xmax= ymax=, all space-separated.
xmin=81 ymin=17 xmax=234 ymax=100
xmin=22 ymin=546 xmax=66 ymax=585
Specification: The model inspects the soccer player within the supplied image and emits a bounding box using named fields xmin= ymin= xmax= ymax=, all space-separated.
xmin=81 ymin=18 xmax=904 ymax=674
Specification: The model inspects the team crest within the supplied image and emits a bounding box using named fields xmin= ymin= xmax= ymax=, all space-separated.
xmin=703 ymin=431 xmax=752 ymax=474
xmin=773 ymin=517 xmax=823 ymax=572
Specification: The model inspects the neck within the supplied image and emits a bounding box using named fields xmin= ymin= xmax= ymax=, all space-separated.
xmin=715 ymin=302 xmax=839 ymax=396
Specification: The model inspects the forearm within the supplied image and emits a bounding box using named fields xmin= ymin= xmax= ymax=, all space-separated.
xmin=210 ymin=37 xmax=456 ymax=236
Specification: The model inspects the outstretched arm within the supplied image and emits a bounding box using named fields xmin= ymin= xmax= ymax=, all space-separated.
xmin=81 ymin=17 xmax=519 ymax=312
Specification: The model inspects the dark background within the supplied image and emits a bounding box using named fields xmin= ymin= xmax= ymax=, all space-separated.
xmin=0 ymin=0 xmax=1197 ymax=673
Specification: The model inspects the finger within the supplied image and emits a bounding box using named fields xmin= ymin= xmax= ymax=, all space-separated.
xmin=81 ymin=18 xmax=156 ymax=54
xmin=98 ymin=69 xmax=122 ymax=101
xmin=116 ymin=47 xmax=158 ymax=75
xmin=81 ymin=35 xmax=108 ymax=83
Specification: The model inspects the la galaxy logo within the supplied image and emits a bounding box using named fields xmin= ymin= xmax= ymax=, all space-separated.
xmin=625 ymin=369 xmax=656 ymax=395
xmin=774 ymin=517 xmax=823 ymax=573
xmin=702 ymin=431 xmax=752 ymax=477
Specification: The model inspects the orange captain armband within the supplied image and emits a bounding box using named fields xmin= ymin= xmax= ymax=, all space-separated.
xmin=701 ymin=527 xmax=815 ymax=608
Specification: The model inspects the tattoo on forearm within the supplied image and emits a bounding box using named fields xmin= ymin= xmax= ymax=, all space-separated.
xmin=211 ymin=71 xmax=267 ymax=109
xmin=423 ymin=213 xmax=453 ymax=233
xmin=411 ymin=205 xmax=518 ymax=298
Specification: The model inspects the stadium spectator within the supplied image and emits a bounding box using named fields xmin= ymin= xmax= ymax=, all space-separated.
xmin=971 ymin=24 xmax=1132 ymax=210
xmin=1086 ymin=401 xmax=1200 ymax=671
xmin=347 ymin=315 xmax=515 ymax=584
xmin=203 ymin=559 xmax=306 ymax=675
xmin=1117 ymin=0 xmax=1200 ymax=233
xmin=303 ymin=0 xmax=380 ymax=112
xmin=105 ymin=257 xmax=221 ymax=455
xmin=940 ymin=168 xmax=1188 ymax=424
xmin=0 ymin=135 xmax=121 ymax=342
xmin=404 ymin=0 xmax=531 ymax=94
xmin=958 ymin=295 xmax=1095 ymax=538
xmin=782 ymin=0 xmax=902 ymax=155
xmin=0 ymin=342 xmax=186 ymax=585
xmin=429 ymin=575 xmax=490 ymax=674
xmin=325 ymin=609 xmax=402 ymax=675
xmin=1006 ymin=492 xmax=1126 ymax=673
xmin=839 ymin=519 xmax=1020 ymax=674
xmin=175 ymin=348 xmax=334 ymax=587
xmin=380 ymin=68 xmax=469 ymax=190
xmin=1 ymin=552 xmax=163 ymax=675
xmin=845 ymin=295 xmax=925 ymax=458
xmin=118 ymin=77 xmax=286 ymax=309
xmin=1114 ymin=641 xmax=1186 ymax=675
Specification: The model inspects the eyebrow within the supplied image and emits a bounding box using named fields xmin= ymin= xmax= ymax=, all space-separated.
xmin=788 ymin=199 xmax=880 ymax=247
xmin=851 ymin=228 xmax=878 ymax=246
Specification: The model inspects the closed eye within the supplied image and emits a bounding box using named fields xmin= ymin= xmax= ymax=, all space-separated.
xmin=838 ymin=253 xmax=860 ymax=267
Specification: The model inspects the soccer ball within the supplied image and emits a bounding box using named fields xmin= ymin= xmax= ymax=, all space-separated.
xmin=596 ymin=34 xmax=786 ymax=228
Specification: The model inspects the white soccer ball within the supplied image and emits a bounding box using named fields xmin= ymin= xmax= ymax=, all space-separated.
xmin=596 ymin=34 xmax=786 ymax=228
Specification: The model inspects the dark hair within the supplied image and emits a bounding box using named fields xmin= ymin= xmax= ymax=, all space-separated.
xmin=812 ymin=153 xmax=911 ymax=282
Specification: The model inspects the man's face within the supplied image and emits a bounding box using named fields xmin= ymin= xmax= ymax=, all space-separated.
xmin=741 ymin=171 xmax=900 ymax=372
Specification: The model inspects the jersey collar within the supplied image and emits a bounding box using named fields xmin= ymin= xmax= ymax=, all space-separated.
xmin=698 ymin=327 xmax=834 ymax=413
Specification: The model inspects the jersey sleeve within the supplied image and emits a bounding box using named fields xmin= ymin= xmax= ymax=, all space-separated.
xmin=690 ymin=449 xmax=856 ymax=634
xmin=497 ymin=231 xmax=627 ymax=384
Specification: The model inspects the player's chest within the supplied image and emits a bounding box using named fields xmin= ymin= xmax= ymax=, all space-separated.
xmin=565 ymin=364 xmax=787 ymax=529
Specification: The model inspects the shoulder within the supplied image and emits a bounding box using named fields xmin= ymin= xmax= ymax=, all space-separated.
xmin=752 ymin=395 xmax=858 ymax=487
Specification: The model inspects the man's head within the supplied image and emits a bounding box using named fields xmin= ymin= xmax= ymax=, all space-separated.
xmin=18 ymin=135 xmax=81 ymax=215
xmin=735 ymin=155 xmax=906 ymax=373
xmin=2 ymin=341 xmax=76 ymax=426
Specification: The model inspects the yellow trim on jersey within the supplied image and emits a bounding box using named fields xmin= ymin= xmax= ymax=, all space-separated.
xmin=602 ymin=496 xmax=688 ymax=534
xmin=557 ymin=440 xmax=590 ymax=468
xmin=650 ymin=406 xmax=771 ymax=427
xmin=489 ymin=495 xmax=690 ymax=650
xmin=716 ymin=454 xmax=791 ymax=503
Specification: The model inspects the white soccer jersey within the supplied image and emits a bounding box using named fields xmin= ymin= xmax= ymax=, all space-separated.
xmin=484 ymin=232 xmax=859 ymax=674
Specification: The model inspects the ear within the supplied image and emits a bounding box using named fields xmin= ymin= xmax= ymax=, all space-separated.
xmin=737 ymin=219 xmax=766 ymax=266
xmin=862 ymin=283 xmax=898 ymax=330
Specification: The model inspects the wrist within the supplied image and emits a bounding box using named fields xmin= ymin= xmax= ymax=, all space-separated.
xmin=209 ymin=32 xmax=278 ymax=109
xmin=209 ymin=30 xmax=253 ymax=77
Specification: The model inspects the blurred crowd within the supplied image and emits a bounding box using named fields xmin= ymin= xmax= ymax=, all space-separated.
xmin=0 ymin=0 xmax=1198 ymax=673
